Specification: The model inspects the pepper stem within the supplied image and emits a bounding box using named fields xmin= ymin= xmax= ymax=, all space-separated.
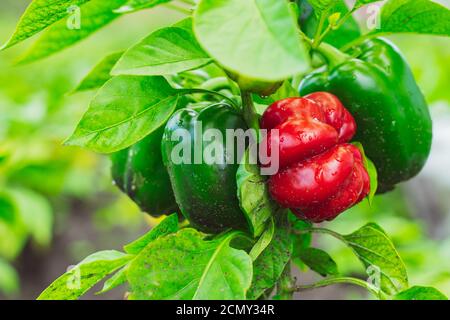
xmin=315 ymin=42 xmax=350 ymax=69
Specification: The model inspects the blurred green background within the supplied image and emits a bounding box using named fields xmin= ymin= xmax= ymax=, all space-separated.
xmin=0 ymin=0 xmax=449 ymax=300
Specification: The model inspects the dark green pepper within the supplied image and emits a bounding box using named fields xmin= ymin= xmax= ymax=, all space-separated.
xmin=111 ymin=126 xmax=178 ymax=217
xmin=299 ymin=38 xmax=433 ymax=192
xmin=161 ymin=104 xmax=248 ymax=233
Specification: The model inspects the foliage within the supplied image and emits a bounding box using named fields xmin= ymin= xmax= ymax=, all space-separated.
xmin=1 ymin=0 xmax=449 ymax=300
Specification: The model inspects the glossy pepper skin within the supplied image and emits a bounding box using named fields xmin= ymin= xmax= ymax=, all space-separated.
xmin=299 ymin=38 xmax=432 ymax=192
xmin=162 ymin=104 xmax=248 ymax=234
xmin=111 ymin=126 xmax=178 ymax=217
xmin=261 ymin=93 xmax=370 ymax=223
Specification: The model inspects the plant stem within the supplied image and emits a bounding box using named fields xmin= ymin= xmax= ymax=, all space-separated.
xmin=293 ymin=277 xmax=381 ymax=299
xmin=312 ymin=12 xmax=327 ymax=48
xmin=314 ymin=42 xmax=350 ymax=68
xmin=179 ymin=88 xmax=238 ymax=110
xmin=277 ymin=263 xmax=295 ymax=300
xmin=296 ymin=227 xmax=346 ymax=242
xmin=240 ymin=90 xmax=261 ymax=140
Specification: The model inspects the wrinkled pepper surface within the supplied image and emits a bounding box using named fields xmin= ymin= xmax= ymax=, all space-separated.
xmin=261 ymin=93 xmax=370 ymax=222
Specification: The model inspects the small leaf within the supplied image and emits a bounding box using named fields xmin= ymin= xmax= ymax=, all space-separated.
xmin=299 ymin=0 xmax=361 ymax=48
xmin=308 ymin=0 xmax=341 ymax=15
xmin=38 ymin=250 xmax=132 ymax=300
xmin=378 ymin=0 xmax=450 ymax=36
xmin=247 ymin=213 xmax=293 ymax=300
xmin=115 ymin=0 xmax=171 ymax=13
xmin=353 ymin=142 xmax=378 ymax=203
xmin=1 ymin=0 xmax=90 ymax=50
xmin=343 ymin=223 xmax=408 ymax=295
xmin=18 ymin=0 xmax=127 ymax=64
xmin=328 ymin=12 xmax=341 ymax=27
xmin=8 ymin=188 xmax=53 ymax=247
xmin=113 ymin=23 xmax=211 ymax=76
xmin=0 ymin=259 xmax=19 ymax=296
xmin=194 ymin=0 xmax=310 ymax=81
xmin=127 ymin=229 xmax=252 ymax=300
xmin=298 ymin=248 xmax=339 ymax=277
xmin=74 ymin=51 xmax=124 ymax=92
xmin=124 ymin=213 xmax=179 ymax=254
xmin=249 ymin=218 xmax=275 ymax=261
xmin=65 ymin=76 xmax=179 ymax=153
xmin=236 ymin=148 xmax=276 ymax=237
xmin=97 ymin=265 xmax=128 ymax=294
xmin=394 ymin=286 xmax=448 ymax=300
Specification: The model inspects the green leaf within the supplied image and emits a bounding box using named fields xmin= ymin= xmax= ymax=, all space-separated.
xmin=236 ymin=148 xmax=276 ymax=237
xmin=290 ymin=216 xmax=312 ymax=271
xmin=194 ymin=0 xmax=310 ymax=82
xmin=38 ymin=250 xmax=132 ymax=300
xmin=394 ymin=286 xmax=448 ymax=300
xmin=378 ymin=0 xmax=450 ymax=36
xmin=353 ymin=142 xmax=378 ymax=203
xmin=127 ymin=229 xmax=253 ymax=300
xmin=97 ymin=265 xmax=128 ymax=294
xmin=308 ymin=0 xmax=340 ymax=15
xmin=0 ymin=193 xmax=15 ymax=224
xmin=124 ymin=213 xmax=179 ymax=254
xmin=74 ymin=51 xmax=124 ymax=92
xmin=8 ymin=188 xmax=53 ymax=247
xmin=113 ymin=24 xmax=212 ymax=76
xmin=247 ymin=213 xmax=293 ymax=300
xmin=0 ymin=259 xmax=19 ymax=296
xmin=65 ymin=76 xmax=179 ymax=154
xmin=355 ymin=0 xmax=381 ymax=9
xmin=1 ymin=0 xmax=90 ymax=50
xmin=115 ymin=0 xmax=171 ymax=13
xmin=343 ymin=223 xmax=408 ymax=295
xmin=298 ymin=247 xmax=339 ymax=277
xmin=249 ymin=218 xmax=275 ymax=261
xmin=18 ymin=0 xmax=127 ymax=64
xmin=299 ymin=0 xmax=361 ymax=48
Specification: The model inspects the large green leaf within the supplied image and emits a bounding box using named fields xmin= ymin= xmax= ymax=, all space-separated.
xmin=38 ymin=250 xmax=132 ymax=300
xmin=247 ymin=214 xmax=293 ymax=300
xmin=127 ymin=229 xmax=253 ymax=300
xmin=74 ymin=51 xmax=124 ymax=92
xmin=393 ymin=286 xmax=448 ymax=300
xmin=113 ymin=23 xmax=211 ymax=76
xmin=377 ymin=0 xmax=450 ymax=36
xmin=194 ymin=0 xmax=310 ymax=81
xmin=65 ymin=76 xmax=179 ymax=154
xmin=115 ymin=0 xmax=171 ymax=13
xmin=18 ymin=0 xmax=127 ymax=63
xmin=343 ymin=223 xmax=408 ymax=295
xmin=1 ymin=0 xmax=90 ymax=50
xmin=236 ymin=148 xmax=276 ymax=237
xmin=124 ymin=213 xmax=179 ymax=254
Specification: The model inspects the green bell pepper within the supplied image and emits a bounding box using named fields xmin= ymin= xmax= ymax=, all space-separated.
xmin=111 ymin=126 xmax=179 ymax=217
xmin=161 ymin=103 xmax=248 ymax=233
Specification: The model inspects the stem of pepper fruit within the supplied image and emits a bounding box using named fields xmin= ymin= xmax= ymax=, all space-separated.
xmin=240 ymin=91 xmax=261 ymax=141
xmin=314 ymin=42 xmax=350 ymax=69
